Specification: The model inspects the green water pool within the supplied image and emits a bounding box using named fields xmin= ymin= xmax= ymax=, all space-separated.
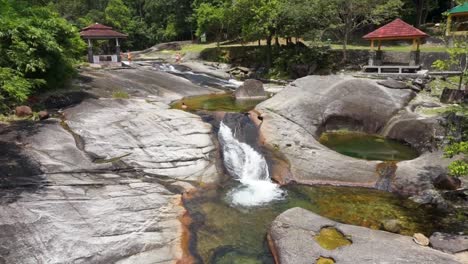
xmin=184 ymin=183 xmax=457 ymax=264
xmin=319 ymin=131 xmax=419 ymax=161
xmin=171 ymin=93 xmax=264 ymax=112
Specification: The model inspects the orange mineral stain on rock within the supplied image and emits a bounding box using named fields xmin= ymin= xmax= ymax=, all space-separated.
xmin=176 ymin=196 xmax=196 ymax=264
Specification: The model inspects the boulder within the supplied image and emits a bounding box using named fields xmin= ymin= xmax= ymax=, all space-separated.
xmin=430 ymin=232 xmax=468 ymax=254
xmin=381 ymin=219 xmax=401 ymax=233
xmin=235 ymin=79 xmax=268 ymax=100
xmin=268 ymin=208 xmax=460 ymax=264
xmin=255 ymin=76 xmax=451 ymax=202
xmin=38 ymin=110 xmax=49 ymax=120
xmin=14 ymin=105 xmax=32 ymax=117
xmin=382 ymin=112 xmax=443 ymax=152
xmin=440 ymin=88 xmax=468 ymax=104
xmin=433 ymin=174 xmax=462 ymax=190
xmin=255 ymin=76 xmax=407 ymax=186
xmin=413 ymin=233 xmax=430 ymax=246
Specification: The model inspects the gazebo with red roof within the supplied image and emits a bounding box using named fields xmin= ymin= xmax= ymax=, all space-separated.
xmin=80 ymin=23 xmax=128 ymax=64
xmin=362 ymin=19 xmax=429 ymax=74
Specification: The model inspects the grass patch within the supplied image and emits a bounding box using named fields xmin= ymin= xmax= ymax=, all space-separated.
xmin=112 ymin=90 xmax=130 ymax=99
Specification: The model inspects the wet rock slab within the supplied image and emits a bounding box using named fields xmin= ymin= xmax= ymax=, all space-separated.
xmin=0 ymin=98 xmax=220 ymax=263
xmin=269 ymin=208 xmax=461 ymax=264
xmin=64 ymin=98 xmax=219 ymax=183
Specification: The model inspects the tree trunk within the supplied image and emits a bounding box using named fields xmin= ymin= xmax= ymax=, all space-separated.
xmin=266 ymin=35 xmax=273 ymax=69
xmin=258 ymin=39 xmax=261 ymax=46
xmin=275 ymin=36 xmax=280 ymax=48
xmin=415 ymin=0 xmax=425 ymax=28
xmin=342 ymin=30 xmax=349 ymax=63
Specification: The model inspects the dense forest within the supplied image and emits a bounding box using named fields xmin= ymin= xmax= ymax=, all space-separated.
xmin=16 ymin=0 xmax=461 ymax=50
xmin=0 ymin=0 xmax=464 ymax=111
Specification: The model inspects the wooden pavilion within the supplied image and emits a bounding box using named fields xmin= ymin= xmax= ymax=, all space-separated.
xmin=362 ymin=19 xmax=428 ymax=74
xmin=80 ymin=23 xmax=127 ymax=65
xmin=446 ymin=2 xmax=468 ymax=37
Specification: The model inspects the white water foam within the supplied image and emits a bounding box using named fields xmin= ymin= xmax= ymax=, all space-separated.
xmin=218 ymin=122 xmax=284 ymax=207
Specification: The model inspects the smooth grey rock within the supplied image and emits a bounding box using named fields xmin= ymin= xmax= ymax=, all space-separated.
xmin=254 ymin=76 xmax=405 ymax=186
xmin=64 ymin=98 xmax=219 ymax=183
xmin=79 ymin=67 xmax=222 ymax=104
xmin=269 ymin=208 xmax=461 ymax=264
xmin=0 ymin=98 xmax=221 ymax=263
xmin=430 ymin=232 xmax=468 ymax=254
xmin=382 ymin=112 xmax=443 ymax=152
xmin=235 ymin=79 xmax=267 ymax=99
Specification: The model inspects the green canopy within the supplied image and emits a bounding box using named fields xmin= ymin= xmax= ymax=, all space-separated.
xmin=449 ymin=2 xmax=468 ymax=14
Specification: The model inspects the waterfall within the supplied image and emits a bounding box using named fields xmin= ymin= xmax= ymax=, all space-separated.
xmin=218 ymin=122 xmax=285 ymax=207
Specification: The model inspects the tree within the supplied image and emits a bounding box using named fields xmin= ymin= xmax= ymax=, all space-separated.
xmin=433 ymin=37 xmax=468 ymax=90
xmin=328 ymin=0 xmax=403 ymax=61
xmin=104 ymin=0 xmax=131 ymax=30
xmin=0 ymin=0 xmax=85 ymax=111
xmin=195 ymin=3 xmax=227 ymax=47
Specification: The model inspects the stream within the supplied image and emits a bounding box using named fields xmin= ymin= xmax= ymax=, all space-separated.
xmin=183 ymin=112 xmax=459 ymax=264
xmin=152 ymin=62 xmax=243 ymax=90
xmin=154 ymin=63 xmax=463 ymax=264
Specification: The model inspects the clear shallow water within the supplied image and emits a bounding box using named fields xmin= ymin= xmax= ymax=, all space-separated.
xmin=319 ymin=131 xmax=419 ymax=161
xmin=171 ymin=93 xmax=264 ymax=112
xmin=185 ymin=184 xmax=455 ymax=264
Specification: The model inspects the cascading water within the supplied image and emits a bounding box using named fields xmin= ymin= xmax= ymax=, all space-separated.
xmin=152 ymin=62 xmax=243 ymax=89
xmin=218 ymin=122 xmax=285 ymax=207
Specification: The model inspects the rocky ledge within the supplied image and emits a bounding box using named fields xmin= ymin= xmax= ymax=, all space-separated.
xmin=0 ymin=98 xmax=220 ymax=263
xmin=268 ymin=208 xmax=463 ymax=264
xmin=255 ymin=75 xmax=453 ymax=204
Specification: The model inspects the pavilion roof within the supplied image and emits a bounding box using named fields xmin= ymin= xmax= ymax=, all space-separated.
xmin=448 ymin=2 xmax=468 ymax=14
xmin=363 ymin=19 xmax=428 ymax=40
xmin=80 ymin=23 xmax=127 ymax=39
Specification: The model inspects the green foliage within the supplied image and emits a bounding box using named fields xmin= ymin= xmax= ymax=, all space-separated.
xmin=105 ymin=0 xmax=131 ymax=30
xmin=0 ymin=0 xmax=85 ymax=112
xmin=444 ymin=142 xmax=468 ymax=177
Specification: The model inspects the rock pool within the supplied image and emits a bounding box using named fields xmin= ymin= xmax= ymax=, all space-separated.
xmin=319 ymin=131 xmax=419 ymax=161
xmin=184 ymin=182 xmax=455 ymax=264
xmin=171 ymin=93 xmax=264 ymax=112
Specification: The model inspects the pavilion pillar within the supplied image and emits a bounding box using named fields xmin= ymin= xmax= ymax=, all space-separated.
xmin=87 ymin=39 xmax=94 ymax=63
xmin=115 ymin=38 xmax=121 ymax=62
xmin=376 ymin=40 xmax=383 ymax=66
xmin=410 ymin=38 xmax=421 ymax=66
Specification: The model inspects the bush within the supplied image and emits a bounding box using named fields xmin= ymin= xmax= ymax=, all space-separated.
xmin=0 ymin=1 xmax=85 ymax=112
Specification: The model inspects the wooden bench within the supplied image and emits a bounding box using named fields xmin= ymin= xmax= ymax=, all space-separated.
xmin=363 ymin=65 xmax=421 ymax=74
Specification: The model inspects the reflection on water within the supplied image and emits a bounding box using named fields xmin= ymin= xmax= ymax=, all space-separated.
xmin=185 ymin=183 xmax=456 ymax=264
xmin=319 ymin=131 xmax=419 ymax=161
xmin=171 ymin=93 xmax=264 ymax=113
